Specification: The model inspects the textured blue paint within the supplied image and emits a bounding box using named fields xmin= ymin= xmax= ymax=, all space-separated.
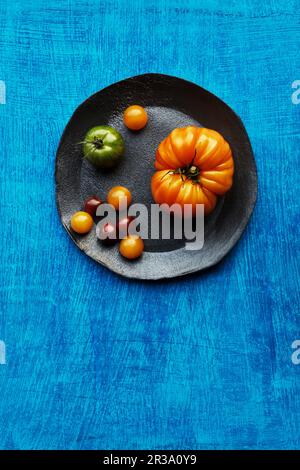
xmin=0 ymin=0 xmax=299 ymax=450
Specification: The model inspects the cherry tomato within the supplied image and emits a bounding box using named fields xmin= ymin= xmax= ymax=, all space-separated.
xmin=123 ymin=105 xmax=148 ymax=131
xmin=119 ymin=235 xmax=144 ymax=260
xmin=118 ymin=216 xmax=134 ymax=238
xmin=70 ymin=211 xmax=93 ymax=234
xmin=84 ymin=196 xmax=102 ymax=217
xmin=107 ymin=186 xmax=132 ymax=209
xmin=96 ymin=222 xmax=118 ymax=245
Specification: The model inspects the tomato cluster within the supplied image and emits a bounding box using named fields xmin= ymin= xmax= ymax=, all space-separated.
xmin=82 ymin=105 xmax=148 ymax=170
xmin=70 ymin=185 xmax=144 ymax=260
xmin=71 ymin=104 xmax=149 ymax=261
xmin=71 ymin=104 xmax=234 ymax=266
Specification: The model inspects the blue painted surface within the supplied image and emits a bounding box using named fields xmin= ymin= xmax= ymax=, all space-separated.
xmin=0 ymin=0 xmax=299 ymax=450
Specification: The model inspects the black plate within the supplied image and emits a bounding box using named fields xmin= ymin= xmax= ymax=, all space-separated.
xmin=55 ymin=73 xmax=257 ymax=280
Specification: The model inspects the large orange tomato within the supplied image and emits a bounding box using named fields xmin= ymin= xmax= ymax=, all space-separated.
xmin=151 ymin=126 xmax=234 ymax=215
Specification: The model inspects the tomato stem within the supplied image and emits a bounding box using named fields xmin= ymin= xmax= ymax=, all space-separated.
xmin=77 ymin=134 xmax=108 ymax=149
xmin=91 ymin=137 xmax=103 ymax=149
xmin=160 ymin=149 xmax=201 ymax=186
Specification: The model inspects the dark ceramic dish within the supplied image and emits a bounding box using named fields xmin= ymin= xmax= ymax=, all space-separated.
xmin=55 ymin=73 xmax=257 ymax=280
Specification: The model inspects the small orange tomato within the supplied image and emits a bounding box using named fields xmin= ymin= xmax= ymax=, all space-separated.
xmin=119 ymin=235 xmax=144 ymax=260
xmin=107 ymin=185 xmax=132 ymax=209
xmin=70 ymin=211 xmax=93 ymax=234
xmin=123 ymin=105 xmax=148 ymax=131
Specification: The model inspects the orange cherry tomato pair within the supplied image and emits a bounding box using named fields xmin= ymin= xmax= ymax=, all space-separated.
xmin=107 ymin=186 xmax=143 ymax=259
xmin=71 ymin=186 xmax=132 ymax=234
xmin=71 ymin=187 xmax=132 ymax=233
xmin=151 ymin=126 xmax=234 ymax=216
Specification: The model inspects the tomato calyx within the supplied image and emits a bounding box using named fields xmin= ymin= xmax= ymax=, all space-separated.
xmin=160 ymin=149 xmax=202 ymax=185
xmin=79 ymin=133 xmax=109 ymax=150
xmin=161 ymin=164 xmax=201 ymax=185
xmin=92 ymin=138 xmax=104 ymax=149
xmin=185 ymin=165 xmax=201 ymax=181
xmin=86 ymin=136 xmax=106 ymax=149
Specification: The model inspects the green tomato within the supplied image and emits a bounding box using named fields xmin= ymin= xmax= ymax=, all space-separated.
xmin=83 ymin=125 xmax=124 ymax=169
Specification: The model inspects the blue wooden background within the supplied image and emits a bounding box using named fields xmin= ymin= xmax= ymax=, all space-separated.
xmin=0 ymin=0 xmax=299 ymax=450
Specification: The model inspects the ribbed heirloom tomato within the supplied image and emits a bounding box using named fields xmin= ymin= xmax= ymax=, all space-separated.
xmin=151 ymin=126 xmax=234 ymax=216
